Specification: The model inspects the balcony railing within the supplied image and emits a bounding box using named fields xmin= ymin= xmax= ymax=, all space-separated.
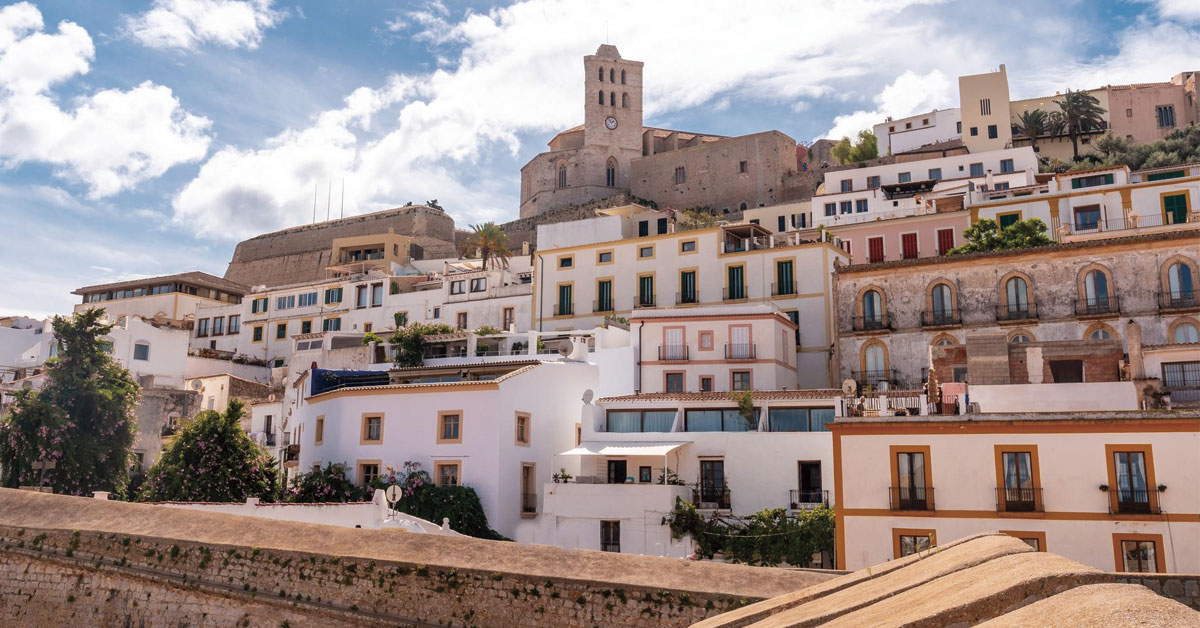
xmin=636 ymin=295 xmax=656 ymax=308
xmin=521 ymin=492 xmax=537 ymax=514
xmin=692 ymin=486 xmax=731 ymax=510
xmin=996 ymin=487 xmax=1044 ymax=513
xmin=593 ymin=299 xmax=614 ymax=313
xmin=1108 ymin=488 xmax=1161 ymax=515
xmin=889 ymin=486 xmax=934 ymax=511
xmin=725 ymin=343 xmax=756 ymax=360
xmin=659 ymin=345 xmax=689 ymax=361
xmin=723 ymin=287 xmax=748 ymax=301
xmin=995 ymin=302 xmax=1038 ymax=322
xmin=921 ymin=309 xmax=962 ymax=327
xmin=264 ymin=433 xmax=277 ymax=447
xmin=676 ymin=291 xmax=699 ymax=305
xmin=851 ymin=314 xmax=891 ymax=332
xmin=1074 ymin=296 xmax=1120 ymax=317
xmin=283 ymin=444 xmax=299 ymax=463
xmin=1062 ymin=212 xmax=1170 ymax=236
xmin=554 ymin=303 xmax=573 ymax=316
xmin=1158 ymin=290 xmax=1198 ymax=311
xmin=160 ymin=424 xmax=176 ymax=438
xmin=772 ymin=281 xmax=797 ymax=296
xmin=853 ymin=369 xmax=898 ymax=388
xmin=790 ymin=489 xmax=829 ymax=509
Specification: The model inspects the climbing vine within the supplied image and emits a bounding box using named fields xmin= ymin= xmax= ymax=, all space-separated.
xmin=664 ymin=498 xmax=835 ymax=567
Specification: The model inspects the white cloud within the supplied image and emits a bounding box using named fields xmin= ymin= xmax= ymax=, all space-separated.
xmin=822 ymin=70 xmax=954 ymax=140
xmin=1151 ymin=0 xmax=1200 ymax=21
xmin=123 ymin=0 xmax=285 ymax=51
xmin=0 ymin=3 xmax=212 ymax=197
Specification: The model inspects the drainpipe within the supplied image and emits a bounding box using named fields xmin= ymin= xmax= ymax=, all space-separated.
xmin=536 ymin=254 xmax=544 ymax=332
xmin=635 ymin=320 xmax=644 ymax=394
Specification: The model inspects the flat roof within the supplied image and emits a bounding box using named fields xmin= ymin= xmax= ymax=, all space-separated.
xmin=74 ymin=271 xmax=248 ymax=296
xmin=597 ymin=390 xmax=845 ymax=403
xmin=833 ymin=410 xmax=1200 ymax=426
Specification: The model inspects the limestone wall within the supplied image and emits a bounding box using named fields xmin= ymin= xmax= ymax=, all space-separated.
xmin=1112 ymin=573 xmax=1200 ymax=610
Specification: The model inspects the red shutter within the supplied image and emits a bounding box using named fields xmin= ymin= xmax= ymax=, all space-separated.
xmin=868 ymin=237 xmax=884 ymax=263
xmin=936 ymin=229 xmax=955 ymax=255
xmin=901 ymin=233 xmax=919 ymax=259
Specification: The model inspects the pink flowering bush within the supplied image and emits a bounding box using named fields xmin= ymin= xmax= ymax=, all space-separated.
xmin=285 ymin=462 xmax=373 ymax=503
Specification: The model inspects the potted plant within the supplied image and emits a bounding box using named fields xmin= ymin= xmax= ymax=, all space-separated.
xmin=1098 ymin=484 xmax=1109 ymax=492
xmin=1157 ymin=484 xmax=1167 ymax=492
xmin=552 ymin=469 xmax=573 ymax=484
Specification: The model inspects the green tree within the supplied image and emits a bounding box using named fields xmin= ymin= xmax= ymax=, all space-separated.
xmin=138 ymin=399 xmax=278 ymax=502
xmin=829 ymin=130 xmax=880 ymax=164
xmin=1014 ymin=109 xmax=1049 ymax=153
xmin=391 ymin=461 xmax=504 ymax=539
xmin=676 ymin=209 xmax=718 ymax=230
xmin=388 ymin=322 xmax=457 ymax=367
xmin=286 ymin=462 xmax=374 ymax=503
xmin=463 ymin=222 xmax=512 ymax=270
xmin=1050 ymin=90 xmax=1107 ymax=160
xmin=665 ymin=499 xmax=835 ymax=567
xmin=0 ymin=309 xmax=139 ymax=496
xmin=950 ymin=218 xmax=1053 ymax=255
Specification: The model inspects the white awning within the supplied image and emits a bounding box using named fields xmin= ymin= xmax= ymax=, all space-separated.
xmin=558 ymin=441 xmax=690 ymax=457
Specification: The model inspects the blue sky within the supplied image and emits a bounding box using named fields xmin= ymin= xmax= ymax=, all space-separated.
xmin=1 ymin=0 xmax=1198 ymax=318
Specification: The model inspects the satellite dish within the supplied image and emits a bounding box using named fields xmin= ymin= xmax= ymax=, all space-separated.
xmin=841 ymin=378 xmax=858 ymax=396
xmin=384 ymin=485 xmax=402 ymax=504
xmin=581 ymin=389 xmax=594 ymax=404
xmin=189 ymin=380 xmax=203 ymax=391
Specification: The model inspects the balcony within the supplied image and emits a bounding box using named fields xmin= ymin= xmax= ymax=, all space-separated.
xmin=160 ymin=424 xmax=176 ymax=438
xmin=264 ymin=432 xmax=277 ymax=447
xmin=1074 ymin=296 xmax=1120 ymax=317
xmin=725 ymin=343 xmax=756 ymax=360
xmin=1061 ymin=212 xmax=1171 ymax=237
xmin=772 ymin=281 xmax=797 ymax=296
xmin=921 ymin=309 xmax=962 ymax=328
xmin=283 ymin=443 xmax=299 ymax=464
xmin=723 ymin=287 xmax=748 ymax=302
xmin=853 ymin=369 xmax=898 ymax=389
xmin=692 ymin=486 xmax=731 ymax=510
xmin=889 ymin=486 xmax=934 ymax=511
xmin=521 ymin=492 xmax=537 ymax=515
xmin=850 ymin=314 xmax=891 ymax=333
xmin=553 ymin=303 xmax=573 ymax=316
xmin=790 ymin=489 xmax=829 ymax=510
xmin=1108 ymin=488 xmax=1161 ymax=515
xmin=659 ymin=345 xmax=689 ymax=361
xmin=995 ymin=487 xmax=1044 ymax=513
xmin=1157 ymin=290 xmax=1199 ymax=312
xmin=592 ymin=299 xmax=614 ymax=314
xmin=995 ymin=302 xmax=1038 ymax=323
xmin=635 ymin=295 xmax=656 ymax=309
xmin=676 ymin=292 xmax=698 ymax=305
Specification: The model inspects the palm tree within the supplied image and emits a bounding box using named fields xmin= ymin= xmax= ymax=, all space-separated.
xmin=1014 ymin=110 xmax=1049 ymax=154
xmin=1051 ymin=90 xmax=1107 ymax=161
xmin=465 ymin=222 xmax=511 ymax=270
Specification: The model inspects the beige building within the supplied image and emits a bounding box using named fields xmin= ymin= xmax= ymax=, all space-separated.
xmin=959 ymin=65 xmax=1014 ymax=153
xmin=519 ymin=45 xmax=803 ymax=219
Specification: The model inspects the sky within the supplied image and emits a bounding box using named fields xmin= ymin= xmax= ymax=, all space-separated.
xmin=1 ymin=0 xmax=1199 ymax=318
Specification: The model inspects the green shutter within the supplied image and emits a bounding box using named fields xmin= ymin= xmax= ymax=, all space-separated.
xmin=1147 ymin=170 xmax=1185 ymax=182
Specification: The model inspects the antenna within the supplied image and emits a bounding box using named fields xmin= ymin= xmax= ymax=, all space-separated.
xmin=325 ymin=181 xmax=331 ymax=221
xmin=340 ymin=178 xmax=345 ymax=219
xmin=312 ymin=182 xmax=317 ymax=224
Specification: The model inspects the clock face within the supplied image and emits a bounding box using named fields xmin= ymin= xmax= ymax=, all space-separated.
xmin=604 ymin=116 xmax=618 ymax=130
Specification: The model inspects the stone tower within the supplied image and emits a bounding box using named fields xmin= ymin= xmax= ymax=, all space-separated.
xmin=583 ymin=45 xmax=644 ymax=170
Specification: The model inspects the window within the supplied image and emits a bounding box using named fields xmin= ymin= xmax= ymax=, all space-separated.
xmin=1089 ymin=327 xmax=1113 ymax=340
xmin=824 ymin=202 xmax=836 ymax=217
xmin=276 ymin=295 xmax=296 ymax=310
xmin=638 ymin=245 xmax=653 ymax=258
xmin=679 ymin=270 xmax=697 ymax=304
xmin=1163 ymin=193 xmax=1189 ymax=225
xmin=601 ymin=521 xmax=620 ymax=552
xmin=252 ymin=326 xmax=263 ymax=342
xmin=605 ymin=159 xmax=616 ymax=186
xmin=358 ymin=462 xmax=380 ymax=486
xmin=300 ymin=320 xmax=312 ymax=334
xmin=620 ymin=69 xmax=626 ymax=84
xmin=987 ymin=124 xmax=998 ymax=139
xmin=931 ymin=283 xmax=955 ymax=322
xmin=969 ymin=163 xmax=984 ymax=177
xmin=855 ymin=199 xmax=868 ymax=213
xmin=324 ymin=287 xmax=342 ymax=304
xmin=211 ymin=317 xmax=225 ymax=336
xmin=1009 ymin=333 xmax=1031 ymax=344
xmin=637 ymin=274 xmax=654 ymax=307
xmin=598 ymin=67 xmax=604 ymax=82
xmin=969 ymin=126 xmax=978 ymax=136
xmin=897 ymin=172 xmax=911 ymax=184
xmin=657 ymin=217 xmax=668 ymax=234
xmin=868 ymin=237 xmax=884 ymax=263
xmin=928 ymin=168 xmax=941 ymax=180
xmin=322 ymin=318 xmax=341 ymax=332
xmin=891 ymin=447 xmax=931 ymax=510
xmin=556 ymin=284 xmax=572 ymax=316
xmin=726 ymin=265 xmax=745 ymax=300
xmin=133 ymin=343 xmax=150 ymax=361
xmin=768 ymin=408 xmax=834 ymax=432
xmin=778 ymin=215 xmax=787 ymax=232
xmin=699 ymin=460 xmax=727 ymax=506
xmin=228 ymin=315 xmax=240 ymax=334
xmin=905 ymin=122 xmax=912 ymax=129
xmin=1116 ymin=536 xmax=1164 ymax=573
xmin=1004 ymin=276 xmax=1031 ymax=317
xmin=605 ymin=410 xmax=674 ymax=432
xmin=840 ymin=200 xmax=852 ymax=215
xmin=251 ymin=297 xmax=268 ymax=314
xmin=638 ymin=220 xmax=649 ymax=237
xmin=699 ymin=376 xmax=713 ymax=392
xmin=894 ymin=530 xmax=936 ymax=558
xmin=901 ymin=233 xmax=918 ymax=260
xmin=731 ymin=371 xmax=751 ymax=391
xmin=455 ymin=312 xmax=467 ymax=329
xmin=775 ymin=260 xmax=795 ymax=296
xmin=196 ymin=318 xmax=210 ymax=337
xmin=698 ymin=331 xmax=713 ymax=350
xmin=997 ymin=158 xmax=1014 ymax=174
xmin=841 ymin=179 xmax=853 ymax=192
xmin=1147 ymin=169 xmax=1185 ymax=182
xmin=665 ymin=372 xmax=684 ymax=393
xmin=1156 ymin=105 xmax=1176 ymax=128
xmin=1071 ymin=173 xmax=1115 ymax=189
xmin=980 ymin=98 xmax=991 ymax=115
xmin=1173 ymin=323 xmax=1199 ymax=344
xmin=1083 ymin=269 xmax=1111 ymax=311
xmin=502 ymin=307 xmax=514 ymax=330
xmin=609 ymin=91 xmax=615 ymax=106
xmin=738 ymin=160 xmax=748 ymax=174
xmin=438 ymin=412 xmax=462 ymax=443
xmin=314 ymin=416 xmax=324 ymax=445
xmin=275 ymin=323 xmax=287 ymax=340
xmin=1068 ymin=205 xmax=1101 ymax=231
xmin=998 ymin=212 xmax=1021 ymax=230
xmin=298 ymin=292 xmax=318 ymax=307
xmin=674 ymin=166 xmax=686 ymax=184
xmin=956 ymin=121 xmax=962 ymax=134
xmin=597 ymin=251 xmax=613 ymax=263
xmin=361 ymin=414 xmax=383 ymax=444
xmin=1162 ymin=361 xmax=1200 ymax=386
xmin=436 ymin=462 xmax=460 ymax=487
xmin=469 ymin=278 xmax=487 ymax=293
xmin=520 ymin=463 xmax=536 ymax=514
xmin=371 ymin=283 xmax=383 ymax=307
xmin=1108 ymin=447 xmax=1155 ymax=514
xmin=515 ymin=413 xmax=530 ymax=446
xmin=449 ymin=281 xmax=465 ymax=295
xmin=680 ymin=240 xmax=697 ymax=253
xmin=996 ymin=447 xmax=1040 ymax=512
xmin=862 ymin=289 xmax=883 ymax=324
xmin=595 ymin=279 xmax=613 ymax=312
xmin=684 ymin=409 xmax=753 ymax=432
xmin=936 ymin=229 xmax=955 ymax=256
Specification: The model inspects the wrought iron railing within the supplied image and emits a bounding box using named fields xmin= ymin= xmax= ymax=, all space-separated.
xmin=995 ymin=302 xmax=1038 ymax=322
xmin=1108 ymin=488 xmax=1160 ymax=515
xmin=996 ymin=487 xmax=1044 ymax=512
xmin=725 ymin=343 xmax=756 ymax=360
xmin=676 ymin=291 xmax=698 ymax=305
xmin=692 ymin=486 xmax=732 ymax=510
xmin=772 ymin=281 xmax=797 ymax=296
xmin=1074 ymin=296 xmax=1120 ymax=316
xmin=554 ymin=303 xmax=573 ymax=316
xmin=593 ymin=299 xmax=614 ymax=313
xmin=921 ymin=309 xmax=962 ymax=327
xmin=1157 ymin=290 xmax=1198 ymax=311
xmin=659 ymin=345 xmax=689 ymax=361
xmin=790 ymin=489 xmax=829 ymax=509
xmin=889 ymin=486 xmax=934 ymax=511
xmin=851 ymin=314 xmax=890 ymax=332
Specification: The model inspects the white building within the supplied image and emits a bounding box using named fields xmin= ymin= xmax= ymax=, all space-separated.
xmin=873 ymin=108 xmax=962 ymax=156
xmin=0 ymin=316 xmax=54 ymax=410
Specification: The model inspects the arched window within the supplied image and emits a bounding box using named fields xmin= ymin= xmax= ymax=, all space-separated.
xmin=862 ymin=289 xmax=883 ymax=327
xmin=605 ymin=158 xmax=617 ymax=187
xmin=739 ymin=202 xmax=748 ymax=211
xmin=610 ymin=91 xmax=616 ymax=107
xmin=1167 ymin=261 xmax=1195 ymax=301
xmin=556 ymin=164 xmax=567 ymax=189
xmin=598 ymin=90 xmax=604 ymax=105
xmin=1004 ymin=276 xmax=1030 ymax=317
xmin=609 ymin=68 xmax=614 ymax=83
xmin=933 ymin=336 xmax=955 ymax=347
xmin=1009 ymin=334 xmax=1031 ymax=344
xmin=1083 ymin=269 xmax=1110 ymax=309
xmin=598 ymin=67 xmax=604 ymax=82
xmin=622 ymin=92 xmax=630 ymax=108
xmin=862 ymin=341 xmax=888 ymax=378
xmin=929 ymin=282 xmax=955 ymax=325
xmin=1090 ymin=328 xmax=1112 ymax=340
xmin=621 ymin=69 xmax=626 ymax=84
xmin=1173 ymin=322 xmax=1199 ymax=343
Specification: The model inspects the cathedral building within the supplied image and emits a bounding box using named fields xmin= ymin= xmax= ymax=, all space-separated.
xmin=519 ymin=45 xmax=804 ymax=218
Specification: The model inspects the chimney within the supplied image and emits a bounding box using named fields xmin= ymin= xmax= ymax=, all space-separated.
xmin=1126 ymin=319 xmax=1145 ymax=380
xmin=521 ymin=241 xmax=530 ymax=256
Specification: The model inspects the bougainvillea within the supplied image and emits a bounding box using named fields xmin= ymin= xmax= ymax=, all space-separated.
xmin=0 ymin=309 xmax=139 ymax=496
xmin=138 ymin=399 xmax=278 ymax=502
xmin=285 ymin=462 xmax=374 ymax=503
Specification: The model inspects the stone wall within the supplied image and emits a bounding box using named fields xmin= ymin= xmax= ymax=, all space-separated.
xmin=0 ymin=526 xmax=762 ymax=628
xmin=1112 ymin=574 xmax=1200 ymax=610
xmin=499 ymin=192 xmax=637 ymax=249
xmin=133 ymin=387 xmax=200 ymax=471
